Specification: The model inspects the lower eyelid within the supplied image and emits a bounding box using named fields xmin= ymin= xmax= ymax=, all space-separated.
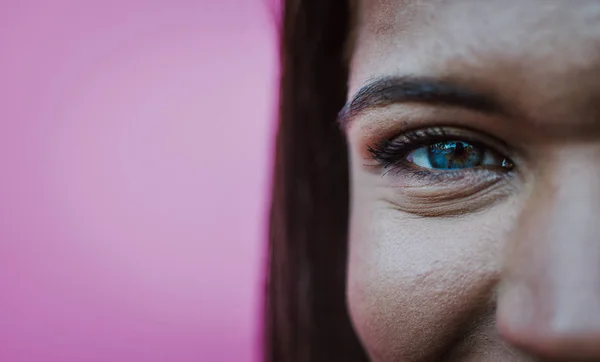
xmin=383 ymin=161 xmax=514 ymax=187
xmin=384 ymin=175 xmax=513 ymax=218
xmin=389 ymin=167 xmax=511 ymax=196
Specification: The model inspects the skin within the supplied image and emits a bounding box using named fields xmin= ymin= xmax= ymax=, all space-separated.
xmin=345 ymin=0 xmax=600 ymax=361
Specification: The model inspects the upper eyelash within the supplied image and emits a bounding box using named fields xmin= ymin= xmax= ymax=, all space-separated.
xmin=367 ymin=127 xmax=454 ymax=168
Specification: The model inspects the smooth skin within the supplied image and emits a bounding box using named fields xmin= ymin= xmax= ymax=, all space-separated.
xmin=345 ymin=1 xmax=600 ymax=361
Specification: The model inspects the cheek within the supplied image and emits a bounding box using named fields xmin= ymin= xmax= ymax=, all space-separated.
xmin=346 ymin=200 xmax=515 ymax=361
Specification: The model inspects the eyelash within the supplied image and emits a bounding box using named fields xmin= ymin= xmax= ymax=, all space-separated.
xmin=366 ymin=127 xmax=513 ymax=178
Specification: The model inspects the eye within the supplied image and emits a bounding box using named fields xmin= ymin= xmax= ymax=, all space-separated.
xmin=366 ymin=127 xmax=516 ymax=175
xmin=407 ymin=140 xmax=511 ymax=170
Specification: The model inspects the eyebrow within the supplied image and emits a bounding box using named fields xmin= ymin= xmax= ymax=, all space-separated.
xmin=338 ymin=76 xmax=505 ymax=127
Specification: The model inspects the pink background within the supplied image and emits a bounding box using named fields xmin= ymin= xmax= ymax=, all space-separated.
xmin=0 ymin=1 xmax=276 ymax=361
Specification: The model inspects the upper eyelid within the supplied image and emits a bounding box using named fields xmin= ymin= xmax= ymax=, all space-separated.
xmin=379 ymin=127 xmax=510 ymax=152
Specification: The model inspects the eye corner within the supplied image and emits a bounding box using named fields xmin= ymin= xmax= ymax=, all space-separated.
xmin=500 ymin=158 xmax=515 ymax=171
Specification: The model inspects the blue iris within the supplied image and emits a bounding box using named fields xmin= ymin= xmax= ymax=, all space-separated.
xmin=428 ymin=141 xmax=483 ymax=169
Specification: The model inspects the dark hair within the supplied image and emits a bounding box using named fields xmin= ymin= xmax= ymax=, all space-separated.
xmin=264 ymin=0 xmax=369 ymax=361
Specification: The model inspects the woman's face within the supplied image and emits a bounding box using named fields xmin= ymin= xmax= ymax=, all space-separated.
xmin=345 ymin=1 xmax=600 ymax=361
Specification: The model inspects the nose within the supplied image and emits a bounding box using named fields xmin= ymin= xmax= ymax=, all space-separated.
xmin=496 ymin=160 xmax=600 ymax=360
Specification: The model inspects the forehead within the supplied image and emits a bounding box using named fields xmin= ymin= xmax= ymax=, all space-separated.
xmin=352 ymin=0 xmax=600 ymax=79
xmin=350 ymin=0 xmax=600 ymax=127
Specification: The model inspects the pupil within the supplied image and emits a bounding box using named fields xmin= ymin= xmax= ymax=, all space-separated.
xmin=428 ymin=141 xmax=483 ymax=169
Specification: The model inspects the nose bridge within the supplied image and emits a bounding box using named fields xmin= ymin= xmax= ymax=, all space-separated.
xmin=497 ymin=152 xmax=600 ymax=358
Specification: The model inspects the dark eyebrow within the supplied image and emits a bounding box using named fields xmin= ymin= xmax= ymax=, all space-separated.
xmin=338 ymin=76 xmax=505 ymax=128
